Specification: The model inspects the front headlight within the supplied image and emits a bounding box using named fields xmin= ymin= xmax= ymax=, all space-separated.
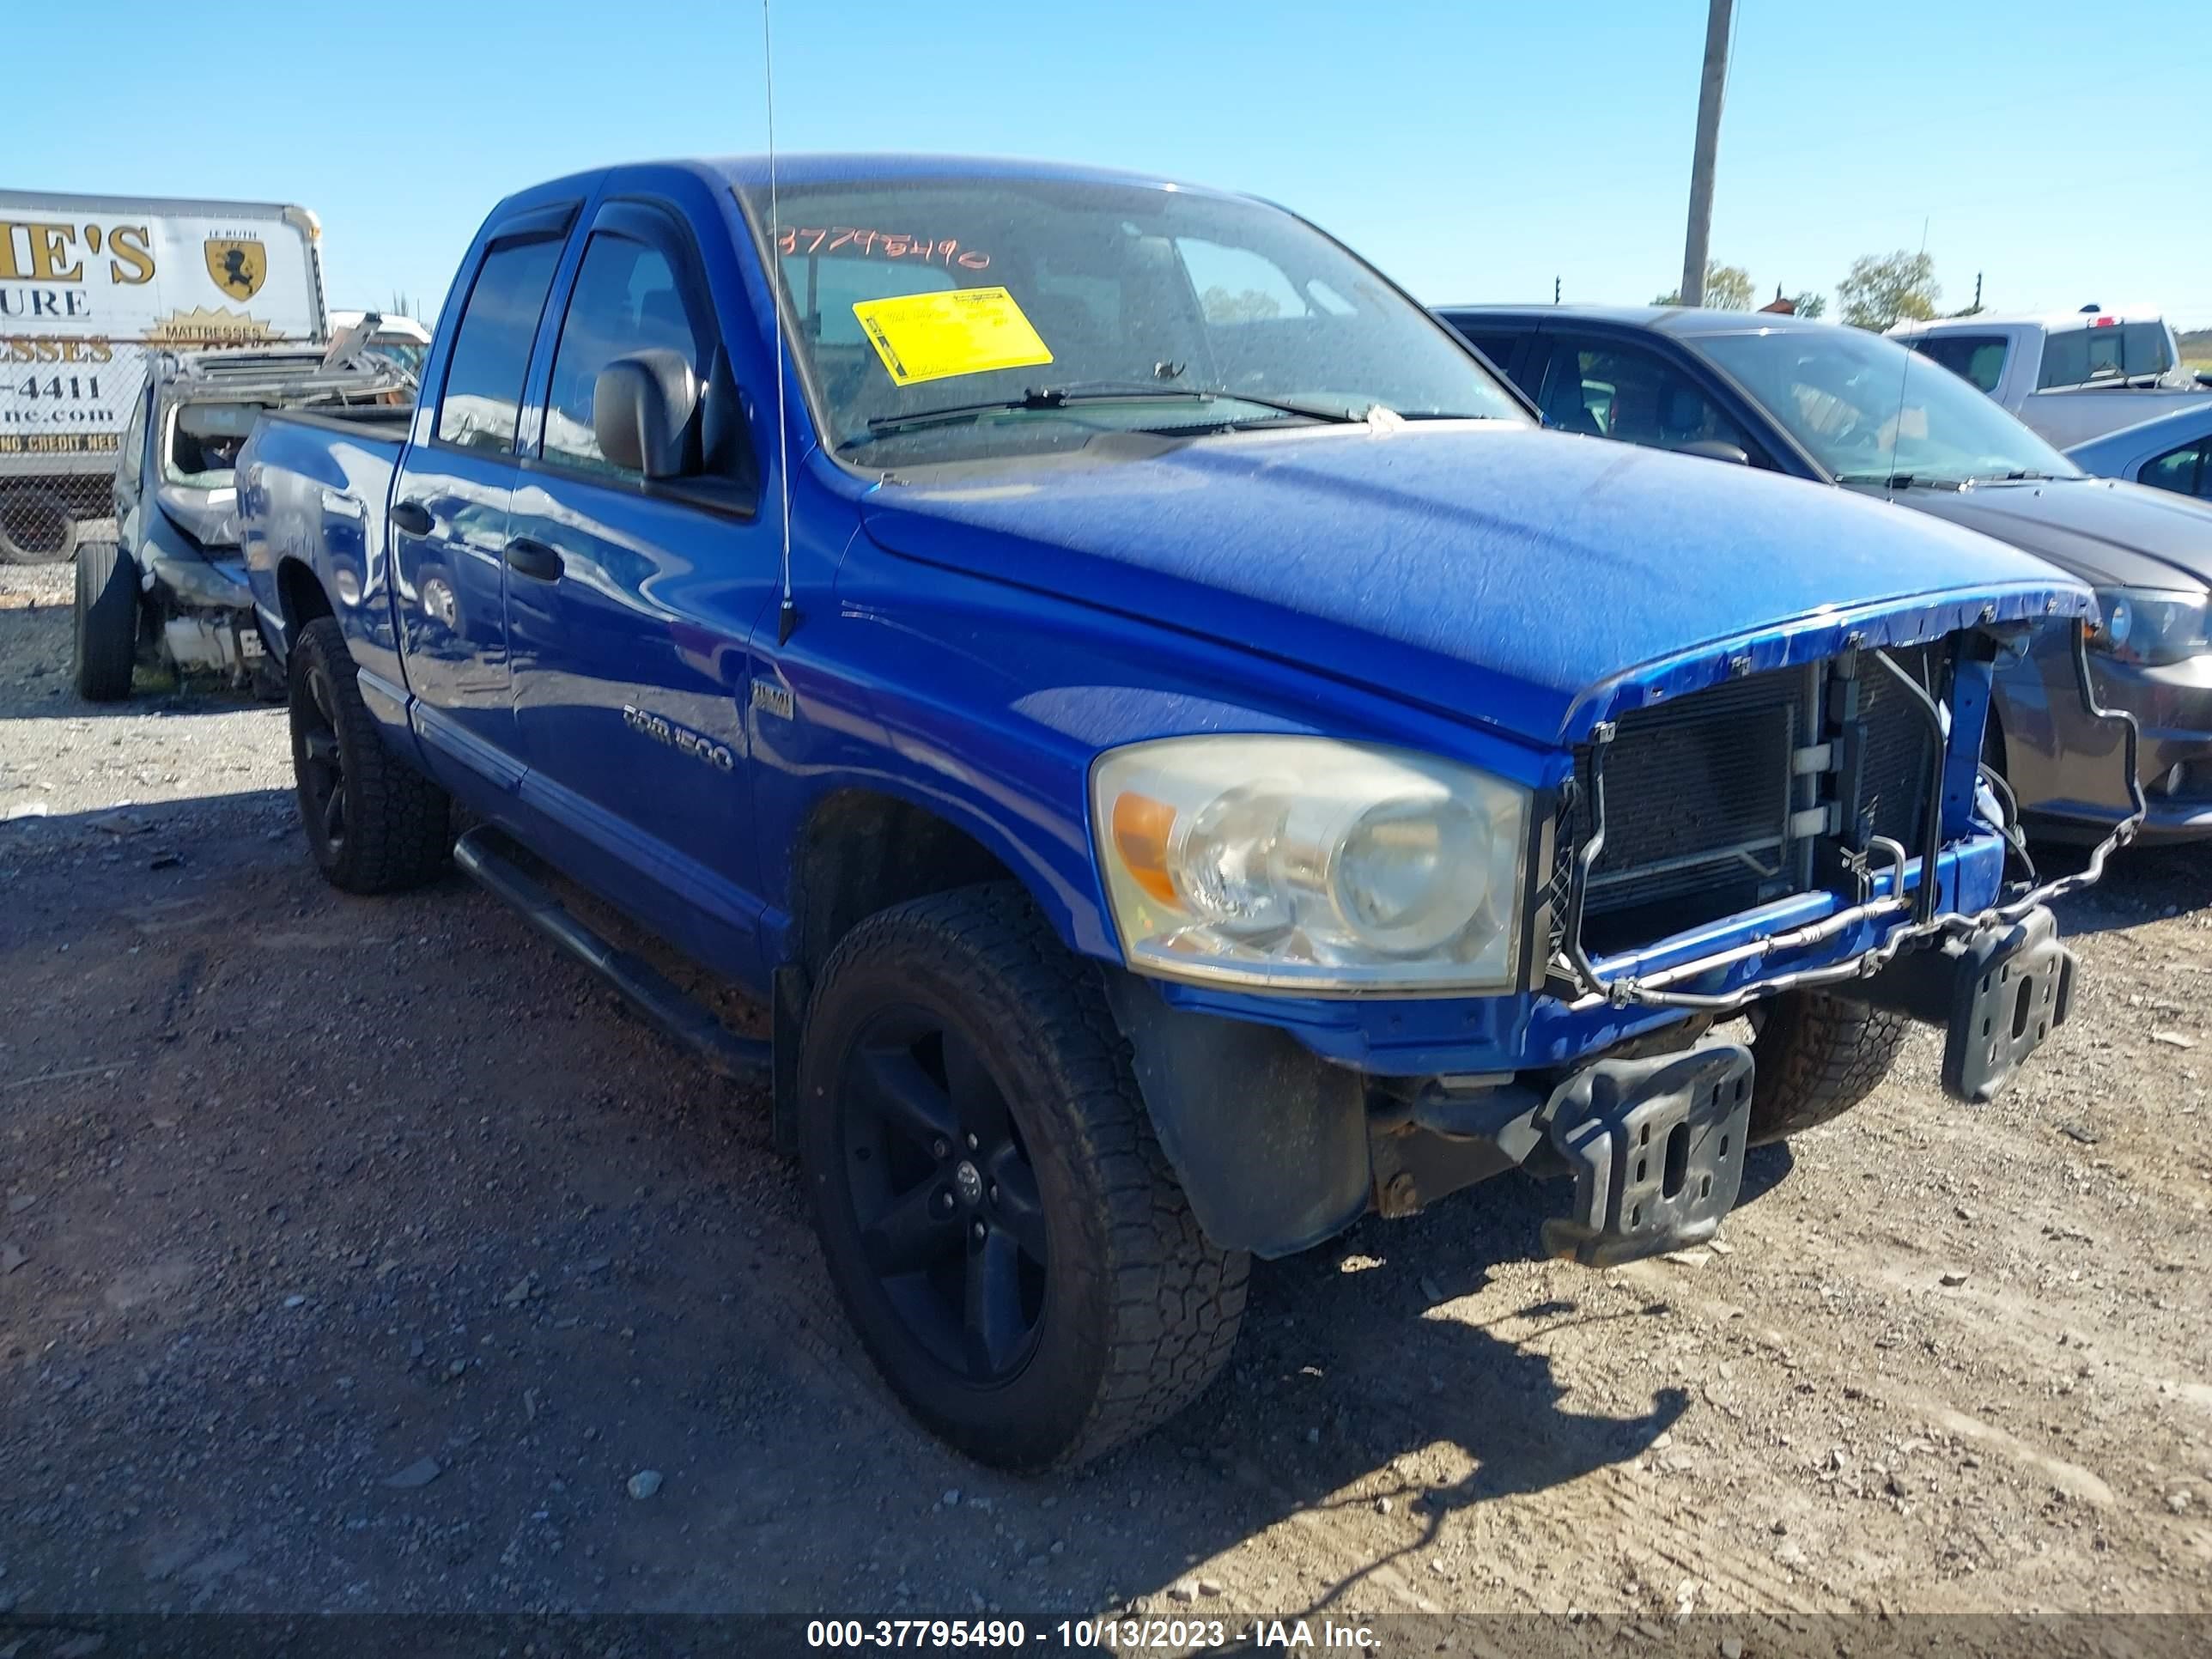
xmin=1091 ymin=736 xmax=1530 ymax=994
xmin=2089 ymin=586 xmax=2210 ymax=666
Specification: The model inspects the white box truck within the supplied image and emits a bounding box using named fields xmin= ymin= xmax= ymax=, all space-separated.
xmin=0 ymin=192 xmax=327 ymax=560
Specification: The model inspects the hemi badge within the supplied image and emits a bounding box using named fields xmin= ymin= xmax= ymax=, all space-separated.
xmin=751 ymin=679 xmax=795 ymax=721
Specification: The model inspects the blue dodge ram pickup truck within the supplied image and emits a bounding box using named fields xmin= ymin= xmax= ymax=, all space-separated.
xmin=237 ymin=155 xmax=2133 ymax=1468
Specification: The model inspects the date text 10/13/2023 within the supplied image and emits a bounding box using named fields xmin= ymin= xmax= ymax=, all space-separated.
xmin=805 ymin=1618 xmax=1380 ymax=1650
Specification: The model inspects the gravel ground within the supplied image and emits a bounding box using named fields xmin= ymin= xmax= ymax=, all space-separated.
xmin=2 ymin=562 xmax=2209 ymax=1644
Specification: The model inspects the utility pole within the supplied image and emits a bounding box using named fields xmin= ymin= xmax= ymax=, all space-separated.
xmin=1554 ymin=276 xmax=1561 ymax=304
xmin=1679 ymin=0 xmax=1735 ymax=309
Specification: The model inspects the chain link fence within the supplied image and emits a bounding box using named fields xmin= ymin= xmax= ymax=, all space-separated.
xmin=0 ymin=339 xmax=149 ymax=562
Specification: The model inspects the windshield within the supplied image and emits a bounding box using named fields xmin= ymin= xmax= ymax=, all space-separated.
xmin=1691 ymin=326 xmax=2078 ymax=486
xmin=735 ymin=175 xmax=1526 ymax=464
xmin=164 ymin=400 xmax=263 ymax=488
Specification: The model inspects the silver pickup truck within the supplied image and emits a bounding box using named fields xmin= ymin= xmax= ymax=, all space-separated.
xmin=1893 ymin=310 xmax=2212 ymax=447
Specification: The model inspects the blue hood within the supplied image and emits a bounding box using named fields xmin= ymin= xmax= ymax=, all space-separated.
xmin=858 ymin=423 xmax=2092 ymax=746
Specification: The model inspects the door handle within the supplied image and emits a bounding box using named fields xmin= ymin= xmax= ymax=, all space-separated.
xmin=503 ymin=537 xmax=565 ymax=581
xmin=390 ymin=498 xmax=434 ymax=537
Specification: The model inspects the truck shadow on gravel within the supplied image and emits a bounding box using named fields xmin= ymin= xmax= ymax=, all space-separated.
xmin=2051 ymin=841 xmax=2212 ymax=937
xmin=1165 ymin=1197 xmax=1692 ymax=1620
xmin=0 ymin=787 xmax=1695 ymax=1619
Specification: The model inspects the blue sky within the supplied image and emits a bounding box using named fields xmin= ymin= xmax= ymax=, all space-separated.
xmin=18 ymin=1 xmax=2211 ymax=329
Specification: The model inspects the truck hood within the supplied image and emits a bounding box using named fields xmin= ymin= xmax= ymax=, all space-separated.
xmin=857 ymin=423 xmax=2090 ymax=747
xmin=1868 ymin=475 xmax=2212 ymax=593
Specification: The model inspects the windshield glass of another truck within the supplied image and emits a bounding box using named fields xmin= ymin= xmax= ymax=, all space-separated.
xmin=368 ymin=337 xmax=428 ymax=377
xmin=737 ymin=175 xmax=1527 ymax=461
xmin=165 ymin=401 xmax=262 ymax=488
xmin=1692 ymin=328 xmax=2079 ymax=486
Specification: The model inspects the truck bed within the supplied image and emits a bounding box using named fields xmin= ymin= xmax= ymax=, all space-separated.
xmin=259 ymin=404 xmax=416 ymax=440
xmin=240 ymin=406 xmax=410 ymax=685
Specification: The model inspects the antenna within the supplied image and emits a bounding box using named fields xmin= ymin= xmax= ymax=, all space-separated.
xmin=1882 ymin=218 xmax=1930 ymax=495
xmin=764 ymin=0 xmax=798 ymax=645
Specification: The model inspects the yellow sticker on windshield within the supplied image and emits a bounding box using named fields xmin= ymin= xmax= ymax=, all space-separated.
xmin=851 ymin=287 xmax=1054 ymax=387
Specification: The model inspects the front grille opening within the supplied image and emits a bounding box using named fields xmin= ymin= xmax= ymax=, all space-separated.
xmin=1557 ymin=643 xmax=1946 ymax=963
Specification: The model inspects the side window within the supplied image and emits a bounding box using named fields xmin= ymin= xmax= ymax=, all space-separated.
xmin=2141 ymin=441 xmax=2210 ymax=500
xmin=434 ymin=237 xmax=563 ymax=452
xmin=1912 ymin=334 xmax=2007 ymax=395
xmin=120 ymin=387 xmax=148 ymax=474
xmin=1542 ymin=337 xmax=1757 ymax=458
xmin=543 ymin=234 xmax=705 ymax=474
xmin=1443 ymin=325 xmax=1534 ymax=387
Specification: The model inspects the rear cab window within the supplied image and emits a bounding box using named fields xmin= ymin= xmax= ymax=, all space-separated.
xmin=2038 ymin=322 xmax=2173 ymax=390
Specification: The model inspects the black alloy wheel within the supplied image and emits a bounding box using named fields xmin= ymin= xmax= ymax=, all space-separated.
xmin=839 ymin=1006 xmax=1048 ymax=1383
xmin=295 ymin=656 xmax=349 ymax=863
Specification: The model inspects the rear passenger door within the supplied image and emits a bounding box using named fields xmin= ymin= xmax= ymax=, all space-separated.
xmin=389 ymin=207 xmax=569 ymax=781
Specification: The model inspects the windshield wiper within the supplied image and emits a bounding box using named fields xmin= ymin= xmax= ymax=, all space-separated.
xmin=1833 ymin=471 xmax=1963 ymax=491
xmin=855 ymin=384 xmax=1375 ymax=441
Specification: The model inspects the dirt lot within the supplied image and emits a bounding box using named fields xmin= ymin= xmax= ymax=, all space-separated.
xmin=3 ymin=562 xmax=2210 ymax=1644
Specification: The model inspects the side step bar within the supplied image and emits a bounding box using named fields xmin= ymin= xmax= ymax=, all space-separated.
xmin=453 ymin=827 xmax=771 ymax=1083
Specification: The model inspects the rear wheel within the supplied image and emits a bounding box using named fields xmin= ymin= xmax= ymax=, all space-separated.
xmin=73 ymin=541 xmax=137 ymax=702
xmin=799 ymin=884 xmax=1248 ymax=1469
xmin=1746 ymin=989 xmax=1908 ymax=1145
xmin=288 ymin=617 xmax=451 ymax=893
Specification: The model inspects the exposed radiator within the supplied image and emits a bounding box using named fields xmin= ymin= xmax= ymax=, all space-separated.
xmin=1558 ymin=642 xmax=1946 ymax=957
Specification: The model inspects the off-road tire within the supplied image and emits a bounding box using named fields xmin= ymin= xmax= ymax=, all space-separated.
xmin=799 ymin=884 xmax=1249 ymax=1469
xmin=288 ymin=617 xmax=451 ymax=894
xmin=1747 ymin=988 xmax=1909 ymax=1145
xmin=73 ymin=540 xmax=137 ymax=702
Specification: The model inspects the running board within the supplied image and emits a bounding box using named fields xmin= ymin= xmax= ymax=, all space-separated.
xmin=453 ymin=827 xmax=771 ymax=1083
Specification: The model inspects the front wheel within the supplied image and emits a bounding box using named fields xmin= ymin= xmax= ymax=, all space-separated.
xmin=1746 ymin=988 xmax=1908 ymax=1145
xmin=288 ymin=617 xmax=452 ymax=894
xmin=799 ymin=884 xmax=1248 ymax=1469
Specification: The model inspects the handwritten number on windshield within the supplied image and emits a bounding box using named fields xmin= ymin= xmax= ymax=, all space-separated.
xmin=777 ymin=227 xmax=991 ymax=270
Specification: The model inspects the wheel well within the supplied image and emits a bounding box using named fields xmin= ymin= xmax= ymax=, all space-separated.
xmin=792 ymin=790 xmax=1018 ymax=975
xmin=277 ymin=557 xmax=333 ymax=635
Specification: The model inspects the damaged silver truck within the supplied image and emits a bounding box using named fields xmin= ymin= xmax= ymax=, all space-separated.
xmin=74 ymin=339 xmax=408 ymax=702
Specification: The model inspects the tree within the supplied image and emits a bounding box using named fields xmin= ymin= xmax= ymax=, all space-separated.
xmin=1788 ymin=292 xmax=1827 ymax=320
xmin=1837 ymin=252 xmax=1940 ymax=331
xmin=1654 ymin=262 xmax=1755 ymax=310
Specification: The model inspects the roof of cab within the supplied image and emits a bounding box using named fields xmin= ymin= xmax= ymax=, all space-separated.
xmin=1889 ymin=310 xmax=2172 ymax=337
xmin=701 ymin=152 xmax=1241 ymax=196
xmin=1435 ymin=302 xmax=1832 ymax=337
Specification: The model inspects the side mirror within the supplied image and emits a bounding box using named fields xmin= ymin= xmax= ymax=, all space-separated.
xmin=1679 ymin=439 xmax=1751 ymax=465
xmin=594 ymin=349 xmax=700 ymax=479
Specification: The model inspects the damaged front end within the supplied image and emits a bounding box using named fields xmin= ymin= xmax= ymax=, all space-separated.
xmin=1111 ymin=605 xmax=2140 ymax=1271
xmin=137 ymin=484 xmax=266 ymax=689
xmin=1551 ymin=618 xmax=2138 ymax=1097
